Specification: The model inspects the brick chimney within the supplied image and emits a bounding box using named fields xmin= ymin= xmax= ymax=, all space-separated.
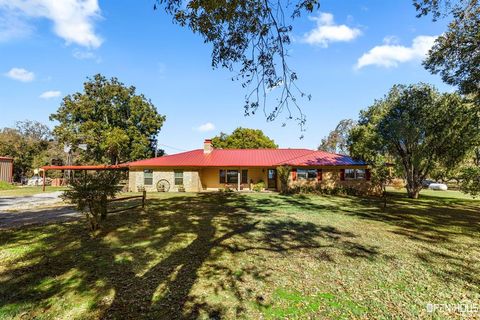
xmin=203 ymin=139 xmax=213 ymax=154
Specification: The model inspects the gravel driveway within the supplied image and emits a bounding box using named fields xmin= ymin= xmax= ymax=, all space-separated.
xmin=0 ymin=191 xmax=81 ymax=229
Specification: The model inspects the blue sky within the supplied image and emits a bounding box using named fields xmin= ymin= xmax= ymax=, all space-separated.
xmin=0 ymin=0 xmax=450 ymax=153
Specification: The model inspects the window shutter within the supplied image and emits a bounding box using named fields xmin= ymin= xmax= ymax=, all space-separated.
xmin=292 ymin=168 xmax=297 ymax=181
xmin=317 ymin=169 xmax=322 ymax=181
xmin=365 ymin=169 xmax=371 ymax=181
xmin=340 ymin=169 xmax=345 ymax=181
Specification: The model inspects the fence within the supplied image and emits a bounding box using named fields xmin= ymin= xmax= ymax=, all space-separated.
xmin=107 ymin=190 xmax=146 ymax=213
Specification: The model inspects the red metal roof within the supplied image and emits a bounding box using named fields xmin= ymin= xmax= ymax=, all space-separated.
xmin=128 ymin=149 xmax=365 ymax=167
xmin=0 ymin=156 xmax=13 ymax=161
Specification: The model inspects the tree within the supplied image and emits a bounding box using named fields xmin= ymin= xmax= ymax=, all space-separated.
xmin=460 ymin=166 xmax=480 ymax=198
xmin=154 ymin=0 xmax=318 ymax=128
xmin=415 ymin=0 xmax=480 ymax=101
xmin=0 ymin=121 xmax=53 ymax=181
xmin=212 ymin=127 xmax=278 ymax=149
xmin=277 ymin=165 xmax=292 ymax=194
xmin=62 ymin=171 xmax=123 ymax=231
xmin=349 ymin=83 xmax=480 ymax=199
xmin=318 ymin=119 xmax=356 ymax=155
xmin=50 ymin=74 xmax=166 ymax=165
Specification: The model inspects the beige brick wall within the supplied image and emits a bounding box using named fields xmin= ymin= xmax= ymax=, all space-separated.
xmin=128 ymin=166 xmax=377 ymax=194
xmin=129 ymin=168 xmax=201 ymax=192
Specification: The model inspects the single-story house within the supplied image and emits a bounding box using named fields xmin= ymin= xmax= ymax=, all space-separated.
xmin=127 ymin=139 xmax=374 ymax=193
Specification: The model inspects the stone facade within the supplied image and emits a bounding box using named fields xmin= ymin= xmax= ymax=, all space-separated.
xmin=129 ymin=168 xmax=201 ymax=192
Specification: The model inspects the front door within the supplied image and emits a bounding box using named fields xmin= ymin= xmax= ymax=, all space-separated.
xmin=267 ymin=169 xmax=277 ymax=189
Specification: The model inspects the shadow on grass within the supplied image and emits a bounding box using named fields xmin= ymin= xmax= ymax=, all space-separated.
xmin=350 ymin=192 xmax=480 ymax=289
xmin=0 ymin=193 xmax=378 ymax=319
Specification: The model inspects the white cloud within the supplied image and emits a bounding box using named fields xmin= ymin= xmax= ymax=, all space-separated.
xmin=355 ymin=35 xmax=437 ymax=69
xmin=0 ymin=0 xmax=102 ymax=48
xmin=5 ymin=67 xmax=35 ymax=82
xmin=73 ymin=49 xmax=96 ymax=59
xmin=39 ymin=90 xmax=61 ymax=99
xmin=0 ymin=10 xmax=33 ymax=41
xmin=195 ymin=122 xmax=216 ymax=132
xmin=302 ymin=12 xmax=361 ymax=47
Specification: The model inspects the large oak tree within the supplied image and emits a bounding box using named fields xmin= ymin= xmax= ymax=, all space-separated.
xmin=50 ymin=74 xmax=166 ymax=165
xmin=212 ymin=127 xmax=277 ymax=149
xmin=349 ymin=83 xmax=480 ymax=199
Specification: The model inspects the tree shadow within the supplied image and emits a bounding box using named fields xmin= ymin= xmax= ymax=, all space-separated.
xmin=349 ymin=192 xmax=480 ymax=290
xmin=0 ymin=192 xmax=379 ymax=319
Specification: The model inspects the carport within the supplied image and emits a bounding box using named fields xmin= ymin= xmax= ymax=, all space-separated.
xmin=40 ymin=164 xmax=129 ymax=191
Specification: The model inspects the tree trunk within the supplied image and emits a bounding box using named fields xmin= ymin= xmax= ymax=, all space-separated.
xmin=405 ymin=173 xmax=422 ymax=199
xmin=100 ymin=194 xmax=108 ymax=220
xmin=406 ymin=183 xmax=422 ymax=199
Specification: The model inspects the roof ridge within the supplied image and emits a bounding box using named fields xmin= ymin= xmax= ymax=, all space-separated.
xmin=210 ymin=148 xmax=312 ymax=151
xmin=275 ymin=149 xmax=317 ymax=165
xmin=131 ymin=149 xmax=201 ymax=162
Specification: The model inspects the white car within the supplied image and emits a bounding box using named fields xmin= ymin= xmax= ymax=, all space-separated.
xmin=428 ymin=183 xmax=448 ymax=191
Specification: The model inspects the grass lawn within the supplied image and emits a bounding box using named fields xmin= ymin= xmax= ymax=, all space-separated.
xmin=0 ymin=191 xmax=478 ymax=319
xmin=0 ymin=186 xmax=67 ymax=197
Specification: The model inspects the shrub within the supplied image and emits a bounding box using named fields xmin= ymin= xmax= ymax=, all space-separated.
xmin=277 ymin=165 xmax=291 ymax=194
xmin=390 ymin=178 xmax=404 ymax=190
xmin=62 ymin=171 xmax=123 ymax=231
xmin=460 ymin=166 xmax=480 ymax=198
xmin=252 ymin=180 xmax=265 ymax=192
xmin=224 ymin=185 xmax=235 ymax=192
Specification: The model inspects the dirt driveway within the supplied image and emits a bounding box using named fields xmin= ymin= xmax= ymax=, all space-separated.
xmin=0 ymin=192 xmax=81 ymax=229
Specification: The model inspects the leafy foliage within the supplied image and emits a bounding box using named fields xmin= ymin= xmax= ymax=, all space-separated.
xmin=349 ymin=83 xmax=480 ymax=198
xmin=277 ymin=165 xmax=291 ymax=194
xmin=50 ymin=74 xmax=166 ymax=165
xmin=252 ymin=180 xmax=266 ymax=192
xmin=318 ymin=119 xmax=356 ymax=155
xmin=0 ymin=121 xmax=55 ymax=181
xmin=212 ymin=127 xmax=277 ymax=149
xmin=62 ymin=171 xmax=123 ymax=231
xmin=459 ymin=166 xmax=480 ymax=198
xmin=415 ymin=0 xmax=480 ymax=100
xmin=154 ymin=0 xmax=318 ymax=128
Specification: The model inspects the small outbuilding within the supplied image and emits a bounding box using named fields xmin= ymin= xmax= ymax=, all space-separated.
xmin=0 ymin=156 xmax=14 ymax=183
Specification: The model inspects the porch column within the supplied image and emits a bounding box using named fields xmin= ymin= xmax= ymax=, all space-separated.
xmin=238 ymin=170 xmax=241 ymax=191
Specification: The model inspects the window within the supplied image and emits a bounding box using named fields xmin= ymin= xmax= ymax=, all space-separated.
xmin=174 ymin=170 xmax=183 ymax=185
xmin=297 ymin=169 xmax=317 ymax=180
xmin=356 ymin=169 xmax=365 ymax=179
xmin=227 ymin=170 xmax=238 ymax=183
xmin=241 ymin=170 xmax=248 ymax=184
xmin=144 ymin=169 xmax=153 ymax=185
xmin=219 ymin=170 xmax=226 ymax=183
xmin=345 ymin=169 xmax=355 ymax=180
xmin=345 ymin=169 xmax=365 ymax=180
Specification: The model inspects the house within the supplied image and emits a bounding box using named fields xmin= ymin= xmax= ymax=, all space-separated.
xmin=127 ymin=139 xmax=374 ymax=193
xmin=0 ymin=156 xmax=14 ymax=183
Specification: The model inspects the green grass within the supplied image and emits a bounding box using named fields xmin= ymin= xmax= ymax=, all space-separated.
xmin=387 ymin=186 xmax=477 ymax=200
xmin=0 ymin=186 xmax=67 ymax=197
xmin=0 ymin=181 xmax=15 ymax=191
xmin=0 ymin=191 xmax=478 ymax=319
